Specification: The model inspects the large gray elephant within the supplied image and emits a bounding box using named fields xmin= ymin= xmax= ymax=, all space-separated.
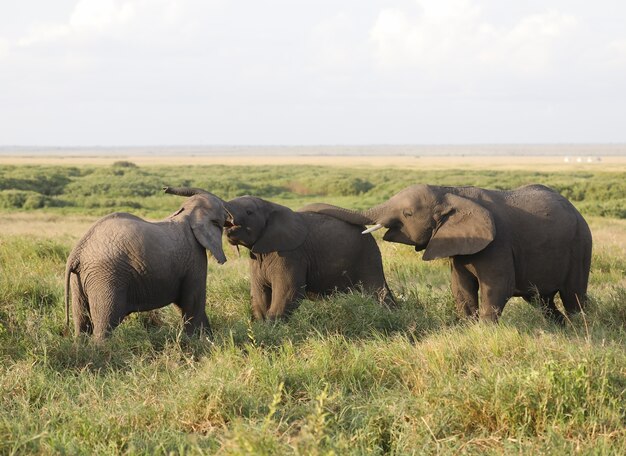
xmin=64 ymin=192 xmax=227 ymax=340
xmin=303 ymin=184 xmax=592 ymax=324
xmin=164 ymin=187 xmax=395 ymax=320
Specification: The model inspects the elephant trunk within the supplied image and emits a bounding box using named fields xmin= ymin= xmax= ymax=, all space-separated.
xmin=361 ymin=203 xmax=389 ymax=233
xmin=298 ymin=203 xmax=374 ymax=226
xmin=298 ymin=202 xmax=392 ymax=234
xmin=164 ymin=186 xmax=230 ymax=211
xmin=163 ymin=186 xmax=211 ymax=197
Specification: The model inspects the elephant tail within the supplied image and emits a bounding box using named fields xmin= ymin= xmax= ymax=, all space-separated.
xmin=64 ymin=256 xmax=78 ymax=332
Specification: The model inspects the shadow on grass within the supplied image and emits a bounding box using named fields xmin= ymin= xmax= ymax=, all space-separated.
xmin=213 ymin=289 xmax=462 ymax=350
xmin=41 ymin=285 xmax=626 ymax=374
xmin=43 ymin=290 xmax=458 ymax=373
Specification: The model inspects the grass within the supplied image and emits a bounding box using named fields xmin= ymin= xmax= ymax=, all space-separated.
xmin=0 ymin=163 xmax=625 ymax=454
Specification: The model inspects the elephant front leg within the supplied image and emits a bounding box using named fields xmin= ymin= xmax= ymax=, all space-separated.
xmin=451 ymin=261 xmax=479 ymax=319
xmin=474 ymin=258 xmax=514 ymax=323
xmin=177 ymin=284 xmax=211 ymax=337
xmin=267 ymin=271 xmax=306 ymax=320
xmin=251 ymin=281 xmax=271 ymax=320
xmin=477 ymin=282 xmax=510 ymax=323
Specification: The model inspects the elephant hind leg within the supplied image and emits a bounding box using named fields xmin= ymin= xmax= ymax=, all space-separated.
xmin=539 ymin=293 xmax=565 ymax=325
xmin=70 ymin=274 xmax=92 ymax=336
xmin=89 ymin=288 xmax=128 ymax=341
xmin=360 ymin=273 xmax=397 ymax=308
xmin=560 ymin=289 xmax=587 ymax=316
xmin=560 ymin=241 xmax=591 ymax=316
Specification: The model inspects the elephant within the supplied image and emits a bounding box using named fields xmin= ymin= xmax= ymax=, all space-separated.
xmin=64 ymin=191 xmax=227 ymax=340
xmin=302 ymin=184 xmax=592 ymax=324
xmin=163 ymin=187 xmax=395 ymax=320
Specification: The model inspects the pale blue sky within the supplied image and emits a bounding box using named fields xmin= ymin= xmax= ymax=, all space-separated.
xmin=1 ymin=0 xmax=625 ymax=146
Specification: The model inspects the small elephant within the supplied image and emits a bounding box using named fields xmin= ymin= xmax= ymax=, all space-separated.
xmin=164 ymin=187 xmax=395 ymax=320
xmin=304 ymin=184 xmax=592 ymax=324
xmin=64 ymin=192 xmax=227 ymax=340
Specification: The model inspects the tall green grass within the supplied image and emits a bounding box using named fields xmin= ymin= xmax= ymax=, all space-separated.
xmin=1 ymin=165 xmax=625 ymax=454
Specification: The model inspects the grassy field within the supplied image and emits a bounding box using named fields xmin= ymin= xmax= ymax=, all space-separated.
xmin=1 ymin=158 xmax=625 ymax=454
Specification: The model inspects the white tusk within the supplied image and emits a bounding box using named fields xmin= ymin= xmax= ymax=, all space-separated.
xmin=362 ymin=223 xmax=384 ymax=234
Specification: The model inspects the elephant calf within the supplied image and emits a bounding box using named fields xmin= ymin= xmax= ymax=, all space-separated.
xmin=64 ymin=192 xmax=227 ymax=340
xmin=164 ymin=187 xmax=395 ymax=320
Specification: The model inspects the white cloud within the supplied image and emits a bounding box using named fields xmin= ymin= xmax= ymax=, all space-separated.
xmin=370 ymin=1 xmax=579 ymax=77
xmin=0 ymin=0 xmax=625 ymax=145
xmin=309 ymin=13 xmax=365 ymax=72
xmin=12 ymin=0 xmax=206 ymax=49
xmin=69 ymin=0 xmax=136 ymax=31
xmin=607 ymin=38 xmax=626 ymax=66
xmin=486 ymin=10 xmax=578 ymax=75
xmin=0 ymin=37 xmax=8 ymax=58
xmin=370 ymin=0 xmax=487 ymax=70
xmin=17 ymin=23 xmax=70 ymax=47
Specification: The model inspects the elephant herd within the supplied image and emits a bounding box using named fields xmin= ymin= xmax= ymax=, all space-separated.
xmin=65 ymin=183 xmax=592 ymax=340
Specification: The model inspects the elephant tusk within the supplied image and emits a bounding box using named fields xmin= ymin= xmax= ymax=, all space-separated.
xmin=362 ymin=223 xmax=384 ymax=234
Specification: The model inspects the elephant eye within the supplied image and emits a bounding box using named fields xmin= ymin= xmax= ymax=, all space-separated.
xmin=246 ymin=209 xmax=253 ymax=216
xmin=211 ymin=220 xmax=221 ymax=228
xmin=403 ymin=209 xmax=413 ymax=217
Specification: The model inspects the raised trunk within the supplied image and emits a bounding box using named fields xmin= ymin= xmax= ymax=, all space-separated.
xmin=163 ymin=186 xmax=210 ymax=197
xmin=164 ymin=186 xmax=232 ymax=221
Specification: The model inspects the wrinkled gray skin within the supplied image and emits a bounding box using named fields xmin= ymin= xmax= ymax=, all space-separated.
xmin=64 ymin=193 xmax=227 ymax=340
xmin=164 ymin=187 xmax=395 ymax=320
xmin=304 ymin=184 xmax=592 ymax=324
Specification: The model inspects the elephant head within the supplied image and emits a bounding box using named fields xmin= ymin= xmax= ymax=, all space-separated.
xmin=303 ymin=184 xmax=495 ymax=260
xmin=222 ymin=196 xmax=308 ymax=254
xmin=163 ymin=187 xmax=227 ymax=264
xmin=163 ymin=187 xmax=308 ymax=254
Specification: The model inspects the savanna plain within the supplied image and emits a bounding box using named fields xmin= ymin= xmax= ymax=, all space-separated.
xmin=1 ymin=155 xmax=625 ymax=454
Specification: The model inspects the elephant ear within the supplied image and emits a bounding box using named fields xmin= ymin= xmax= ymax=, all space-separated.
xmin=252 ymin=208 xmax=308 ymax=254
xmin=189 ymin=201 xmax=227 ymax=264
xmin=423 ymin=193 xmax=496 ymax=261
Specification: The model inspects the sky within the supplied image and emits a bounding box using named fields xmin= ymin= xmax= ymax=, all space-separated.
xmin=0 ymin=0 xmax=625 ymax=146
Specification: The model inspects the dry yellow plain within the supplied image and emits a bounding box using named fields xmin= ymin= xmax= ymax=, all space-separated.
xmin=1 ymin=154 xmax=625 ymax=171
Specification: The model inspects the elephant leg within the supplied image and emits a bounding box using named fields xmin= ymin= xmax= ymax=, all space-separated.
xmin=251 ymin=281 xmax=271 ymax=320
xmin=177 ymin=283 xmax=211 ymax=337
xmin=89 ymin=288 xmax=128 ymax=341
xmin=560 ymin=229 xmax=591 ymax=317
xmin=451 ymin=261 xmax=479 ymax=319
xmin=477 ymin=282 xmax=509 ymax=323
xmin=474 ymin=258 xmax=514 ymax=323
xmin=560 ymin=289 xmax=586 ymax=317
xmin=560 ymin=265 xmax=589 ymax=317
xmin=267 ymin=271 xmax=306 ymax=320
xmin=360 ymin=273 xmax=397 ymax=308
xmin=70 ymin=274 xmax=92 ymax=336
xmin=540 ymin=293 xmax=565 ymax=325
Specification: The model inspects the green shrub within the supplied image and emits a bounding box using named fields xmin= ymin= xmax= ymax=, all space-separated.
xmin=1 ymin=164 xmax=625 ymax=218
xmin=112 ymin=161 xmax=138 ymax=168
xmin=0 ymin=190 xmax=61 ymax=209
